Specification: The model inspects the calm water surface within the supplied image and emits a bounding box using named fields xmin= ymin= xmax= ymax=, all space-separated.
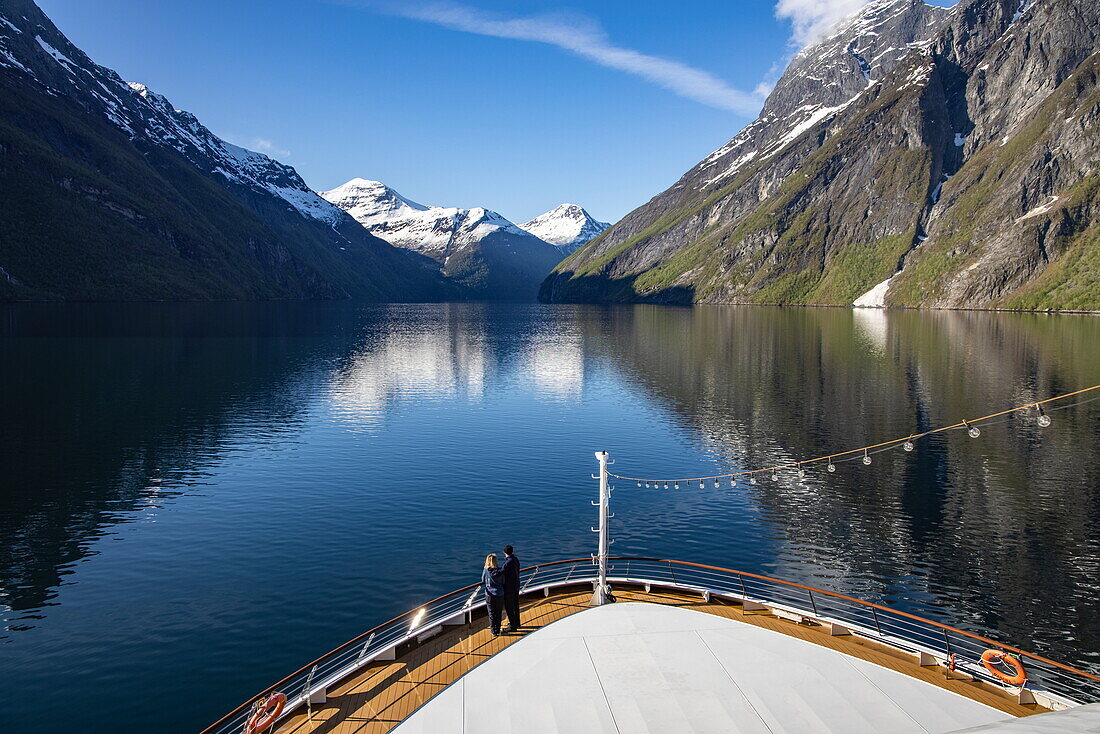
xmin=2 ymin=302 xmax=1099 ymax=732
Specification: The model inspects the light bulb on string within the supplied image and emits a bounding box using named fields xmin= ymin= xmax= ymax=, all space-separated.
xmin=862 ymin=450 xmax=872 ymax=466
xmin=637 ymin=482 xmax=642 ymax=487
xmin=1036 ymin=404 xmax=1051 ymax=427
xmin=729 ymin=478 xmax=736 ymax=487
xmin=674 ymin=482 xmax=680 ymax=490
xmin=797 ymin=463 xmax=806 ymax=479
xmin=664 ymin=482 xmax=669 ymax=490
xmin=699 ymin=481 xmax=705 ymax=489
xmin=827 ymin=457 xmax=836 ymax=473
xmin=903 ymin=437 xmax=915 ymax=452
xmin=965 ymin=421 xmax=980 ymax=438
xmin=771 ymin=469 xmax=779 ymax=482
xmin=714 ymin=478 xmax=720 ymax=488
xmin=750 ymin=475 xmax=758 ymax=485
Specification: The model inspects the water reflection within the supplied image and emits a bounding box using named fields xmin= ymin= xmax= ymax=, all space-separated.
xmin=523 ymin=336 xmax=585 ymax=401
xmin=1 ymin=302 xmax=1098 ymax=733
xmin=329 ymin=306 xmax=492 ymax=424
xmin=0 ymin=303 xmax=365 ymax=631
xmin=576 ymin=306 xmax=1100 ymax=667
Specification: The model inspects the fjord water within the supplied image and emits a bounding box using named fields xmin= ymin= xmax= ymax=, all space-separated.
xmin=2 ymin=302 xmax=1099 ymax=732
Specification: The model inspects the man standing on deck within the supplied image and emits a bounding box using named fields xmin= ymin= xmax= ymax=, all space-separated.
xmin=501 ymin=545 xmax=521 ymax=633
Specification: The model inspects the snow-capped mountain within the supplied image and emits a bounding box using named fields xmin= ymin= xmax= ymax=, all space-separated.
xmin=0 ymin=0 xmax=449 ymax=301
xmin=320 ymin=179 xmax=566 ymax=300
xmin=543 ymin=0 xmax=1100 ymax=311
xmin=321 ymin=179 xmax=538 ymax=257
xmin=519 ymin=204 xmax=610 ymax=254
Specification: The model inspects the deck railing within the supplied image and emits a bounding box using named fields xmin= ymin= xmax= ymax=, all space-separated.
xmin=200 ymin=557 xmax=1100 ymax=734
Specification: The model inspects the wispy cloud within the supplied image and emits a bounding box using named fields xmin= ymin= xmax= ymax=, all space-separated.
xmin=361 ymin=1 xmax=764 ymax=115
xmin=251 ymin=138 xmax=291 ymax=158
xmin=775 ymin=0 xmax=871 ymax=47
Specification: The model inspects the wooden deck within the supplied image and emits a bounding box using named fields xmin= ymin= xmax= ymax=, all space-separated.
xmin=275 ymin=584 xmax=1045 ymax=734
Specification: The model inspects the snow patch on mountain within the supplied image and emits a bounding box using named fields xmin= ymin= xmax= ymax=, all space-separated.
xmin=35 ymin=35 xmax=74 ymax=70
xmin=520 ymin=204 xmax=610 ymax=253
xmin=853 ymin=275 xmax=894 ymax=307
xmin=1015 ymin=196 xmax=1062 ymax=223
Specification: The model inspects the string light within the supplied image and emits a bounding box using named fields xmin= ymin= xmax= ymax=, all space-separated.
xmin=602 ymin=386 xmax=1098 ymax=490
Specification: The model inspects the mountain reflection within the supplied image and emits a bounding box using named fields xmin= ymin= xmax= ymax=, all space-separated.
xmin=328 ymin=304 xmax=588 ymax=422
xmin=329 ymin=306 xmax=492 ymax=421
xmin=0 ymin=303 xmax=363 ymax=632
xmin=576 ymin=306 xmax=1100 ymax=668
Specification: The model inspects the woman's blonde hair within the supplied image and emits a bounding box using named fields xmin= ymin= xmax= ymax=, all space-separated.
xmin=484 ymin=553 xmax=498 ymax=570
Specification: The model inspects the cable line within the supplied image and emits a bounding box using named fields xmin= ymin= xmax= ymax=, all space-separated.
xmin=608 ymin=385 xmax=1100 ymax=485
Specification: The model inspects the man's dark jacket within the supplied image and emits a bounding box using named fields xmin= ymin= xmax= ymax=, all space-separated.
xmin=502 ymin=554 xmax=520 ymax=591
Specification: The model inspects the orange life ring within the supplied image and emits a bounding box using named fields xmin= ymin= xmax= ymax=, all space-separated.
xmin=981 ymin=649 xmax=1027 ymax=686
xmin=246 ymin=692 xmax=286 ymax=734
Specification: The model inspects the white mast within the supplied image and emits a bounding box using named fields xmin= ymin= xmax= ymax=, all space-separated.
xmin=591 ymin=450 xmax=614 ymax=605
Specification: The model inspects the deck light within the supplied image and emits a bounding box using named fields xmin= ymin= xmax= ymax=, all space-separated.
xmin=862 ymin=450 xmax=872 ymax=465
xmin=1036 ymin=404 xmax=1051 ymax=427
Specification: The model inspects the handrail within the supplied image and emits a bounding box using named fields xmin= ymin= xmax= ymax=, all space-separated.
xmin=200 ymin=557 xmax=1100 ymax=733
xmin=199 ymin=558 xmax=592 ymax=733
xmin=618 ymin=557 xmax=1100 ymax=683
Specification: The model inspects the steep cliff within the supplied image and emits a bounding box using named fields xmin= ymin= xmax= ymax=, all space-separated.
xmin=541 ymin=0 xmax=1099 ymax=311
xmin=0 ymin=0 xmax=451 ymax=301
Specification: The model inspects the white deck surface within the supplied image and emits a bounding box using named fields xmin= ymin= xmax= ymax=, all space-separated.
xmin=394 ymin=602 xmax=1014 ymax=733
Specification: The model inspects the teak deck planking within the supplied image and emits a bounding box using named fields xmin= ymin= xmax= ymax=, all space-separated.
xmin=275 ymin=585 xmax=1044 ymax=734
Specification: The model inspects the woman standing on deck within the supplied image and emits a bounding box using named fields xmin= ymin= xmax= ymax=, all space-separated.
xmin=482 ymin=554 xmax=505 ymax=636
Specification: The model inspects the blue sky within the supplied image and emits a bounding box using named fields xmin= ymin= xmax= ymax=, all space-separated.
xmin=39 ymin=0 xmax=900 ymax=223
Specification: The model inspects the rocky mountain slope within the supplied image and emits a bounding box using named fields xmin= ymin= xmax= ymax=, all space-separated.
xmin=320 ymin=179 xmax=566 ymax=300
xmin=519 ymin=203 xmax=610 ymax=254
xmin=541 ymin=0 xmax=1100 ymax=311
xmin=0 ymin=0 xmax=451 ymax=301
